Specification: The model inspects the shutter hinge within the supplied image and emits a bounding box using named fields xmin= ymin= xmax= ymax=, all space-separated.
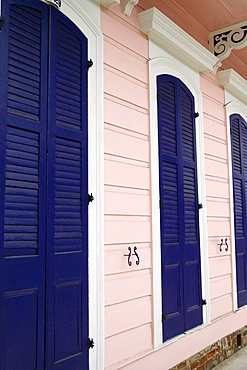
xmin=0 ymin=17 xmax=5 ymax=31
xmin=87 ymin=193 xmax=94 ymax=205
xmin=157 ymin=93 xmax=162 ymax=100
xmin=88 ymin=338 xmax=95 ymax=349
xmin=194 ymin=112 xmax=200 ymax=118
xmin=159 ymin=200 xmax=165 ymax=207
xmin=87 ymin=59 xmax=93 ymax=70
xmin=202 ymin=299 xmax=207 ymax=306
xmin=162 ymin=314 xmax=167 ymax=322
xmin=198 ymin=203 xmax=203 ymax=209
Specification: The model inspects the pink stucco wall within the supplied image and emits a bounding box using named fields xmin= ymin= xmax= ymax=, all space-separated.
xmin=102 ymin=3 xmax=247 ymax=370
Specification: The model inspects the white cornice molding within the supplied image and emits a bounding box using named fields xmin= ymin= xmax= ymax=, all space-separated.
xmin=138 ymin=7 xmax=220 ymax=74
xmin=218 ymin=69 xmax=247 ymax=105
xmin=209 ymin=21 xmax=247 ymax=62
xmin=95 ymin=0 xmax=139 ymax=15
xmin=95 ymin=0 xmax=120 ymax=8
xmin=122 ymin=0 xmax=139 ymax=16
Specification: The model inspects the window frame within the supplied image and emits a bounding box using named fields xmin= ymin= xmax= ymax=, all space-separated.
xmin=149 ymin=52 xmax=210 ymax=348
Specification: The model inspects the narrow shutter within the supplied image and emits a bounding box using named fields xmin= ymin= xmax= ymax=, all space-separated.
xmin=180 ymin=86 xmax=202 ymax=331
xmin=0 ymin=1 xmax=48 ymax=368
xmin=46 ymin=7 xmax=89 ymax=368
xmin=231 ymin=114 xmax=247 ymax=307
xmin=157 ymin=75 xmax=202 ymax=342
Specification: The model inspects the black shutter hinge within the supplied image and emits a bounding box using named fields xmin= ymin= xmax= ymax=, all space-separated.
xmin=157 ymin=93 xmax=162 ymax=100
xmin=198 ymin=203 xmax=203 ymax=209
xmin=87 ymin=193 xmax=94 ymax=205
xmin=202 ymin=299 xmax=207 ymax=306
xmin=160 ymin=200 xmax=165 ymax=208
xmin=87 ymin=59 xmax=93 ymax=70
xmin=162 ymin=314 xmax=167 ymax=322
xmin=88 ymin=338 xmax=95 ymax=349
xmin=0 ymin=17 xmax=5 ymax=31
xmin=194 ymin=112 xmax=200 ymax=118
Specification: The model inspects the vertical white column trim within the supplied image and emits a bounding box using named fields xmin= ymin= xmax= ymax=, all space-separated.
xmin=60 ymin=1 xmax=104 ymax=368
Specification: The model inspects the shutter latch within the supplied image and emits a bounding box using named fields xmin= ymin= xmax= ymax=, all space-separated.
xmin=160 ymin=200 xmax=165 ymax=207
xmin=194 ymin=112 xmax=200 ymax=118
xmin=202 ymin=299 xmax=207 ymax=306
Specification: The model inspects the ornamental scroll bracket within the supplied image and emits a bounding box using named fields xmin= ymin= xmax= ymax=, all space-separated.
xmin=209 ymin=20 xmax=247 ymax=62
xmin=96 ymin=0 xmax=139 ymax=16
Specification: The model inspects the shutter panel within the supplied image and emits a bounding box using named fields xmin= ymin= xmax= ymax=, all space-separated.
xmin=158 ymin=75 xmax=184 ymax=341
xmin=0 ymin=1 xmax=48 ymax=368
xmin=46 ymin=7 xmax=88 ymax=368
xmin=231 ymin=114 xmax=247 ymax=307
xmin=157 ymin=75 xmax=202 ymax=342
xmin=180 ymin=86 xmax=202 ymax=331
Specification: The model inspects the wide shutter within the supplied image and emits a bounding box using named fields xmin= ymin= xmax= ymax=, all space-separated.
xmin=231 ymin=114 xmax=247 ymax=307
xmin=157 ymin=74 xmax=202 ymax=342
xmin=0 ymin=1 xmax=89 ymax=368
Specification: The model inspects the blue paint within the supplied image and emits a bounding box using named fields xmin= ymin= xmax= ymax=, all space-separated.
xmin=157 ymin=75 xmax=203 ymax=342
xmin=230 ymin=114 xmax=247 ymax=308
xmin=0 ymin=0 xmax=88 ymax=368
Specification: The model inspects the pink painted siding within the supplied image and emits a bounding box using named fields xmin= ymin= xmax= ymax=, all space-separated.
xmin=101 ymin=2 xmax=247 ymax=370
xmin=201 ymin=73 xmax=233 ymax=320
xmin=102 ymin=5 xmax=152 ymax=369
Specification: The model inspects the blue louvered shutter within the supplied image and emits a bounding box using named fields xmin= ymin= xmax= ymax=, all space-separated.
xmin=230 ymin=114 xmax=247 ymax=307
xmin=0 ymin=1 xmax=48 ymax=368
xmin=0 ymin=1 xmax=89 ymax=368
xmin=46 ymin=7 xmax=88 ymax=368
xmin=157 ymin=75 xmax=203 ymax=342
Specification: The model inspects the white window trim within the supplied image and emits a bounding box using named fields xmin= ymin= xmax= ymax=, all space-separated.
xmin=61 ymin=1 xmax=104 ymax=368
xmin=219 ymin=69 xmax=247 ymax=312
xmin=139 ymin=7 xmax=212 ymax=350
xmin=149 ymin=53 xmax=210 ymax=348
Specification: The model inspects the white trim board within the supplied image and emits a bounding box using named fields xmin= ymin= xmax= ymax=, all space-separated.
xmin=60 ymin=1 xmax=105 ymax=369
xmin=138 ymin=7 xmax=220 ymax=74
xmin=219 ymin=69 xmax=247 ymax=106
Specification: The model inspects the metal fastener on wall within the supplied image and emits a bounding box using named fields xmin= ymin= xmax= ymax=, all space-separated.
xmin=218 ymin=238 xmax=228 ymax=252
xmin=124 ymin=246 xmax=140 ymax=266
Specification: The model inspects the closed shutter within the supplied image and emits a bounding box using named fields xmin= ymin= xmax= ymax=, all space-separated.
xmin=0 ymin=1 xmax=89 ymax=368
xmin=157 ymin=74 xmax=203 ymax=342
xmin=231 ymin=114 xmax=247 ymax=307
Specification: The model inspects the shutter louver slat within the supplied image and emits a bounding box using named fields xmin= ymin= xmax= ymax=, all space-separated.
xmin=4 ymin=126 xmax=39 ymax=256
xmin=56 ymin=20 xmax=82 ymax=131
xmin=54 ymin=137 xmax=82 ymax=252
xmin=7 ymin=5 xmax=41 ymax=121
xmin=184 ymin=167 xmax=197 ymax=242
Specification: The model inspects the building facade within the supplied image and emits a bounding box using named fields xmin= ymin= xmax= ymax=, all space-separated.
xmin=1 ymin=0 xmax=247 ymax=369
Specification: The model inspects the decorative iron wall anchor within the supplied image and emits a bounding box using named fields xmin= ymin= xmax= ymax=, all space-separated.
xmin=218 ymin=238 xmax=228 ymax=252
xmin=124 ymin=246 xmax=140 ymax=266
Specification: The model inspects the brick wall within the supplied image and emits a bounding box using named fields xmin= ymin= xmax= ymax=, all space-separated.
xmin=170 ymin=325 xmax=247 ymax=370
